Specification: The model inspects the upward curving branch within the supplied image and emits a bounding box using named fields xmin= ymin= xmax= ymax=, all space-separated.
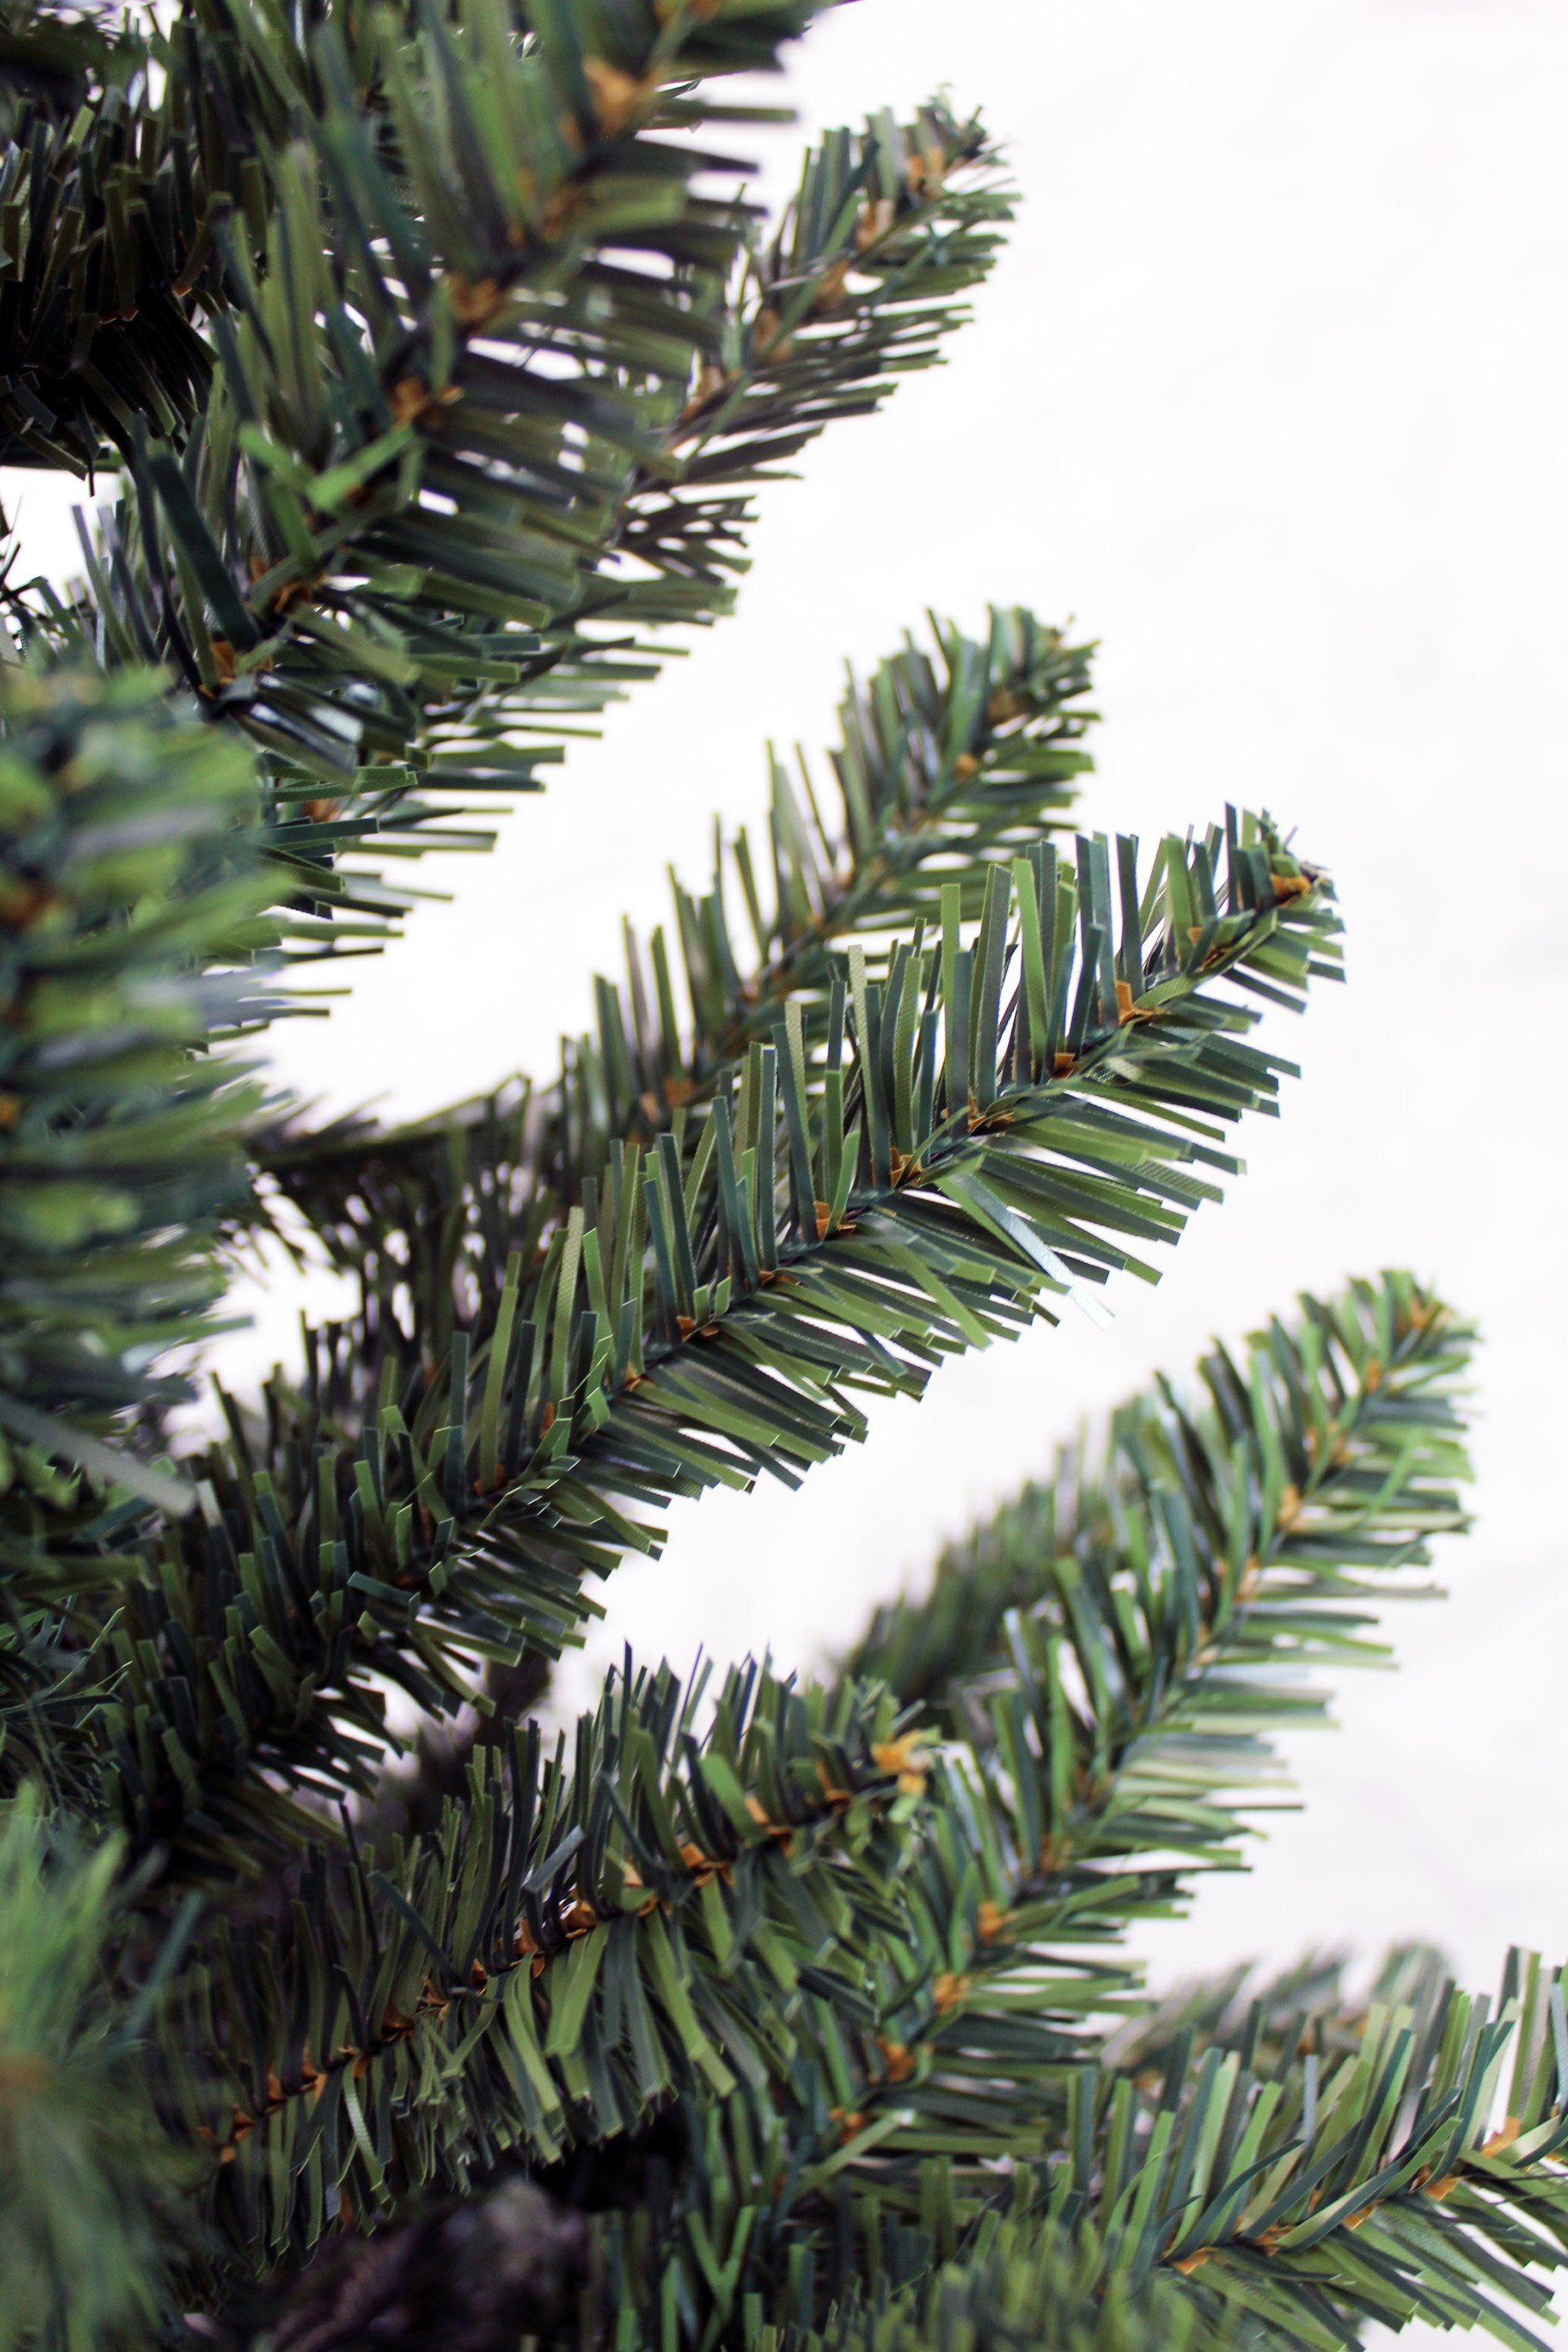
xmin=6 ymin=1 xmax=1012 ymax=958
xmin=97 ymin=604 xmax=1338 ymax=1880
xmin=794 ymin=1275 xmax=1476 ymax=2211
xmin=155 ymin=1280 xmax=1521 ymax=2352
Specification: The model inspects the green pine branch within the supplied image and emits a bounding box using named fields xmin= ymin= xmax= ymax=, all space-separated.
xmin=0 ymin=10 xmax=197 ymax=474
xmin=737 ymin=2205 xmax=1197 ymax=2350
xmin=0 ymin=1786 xmax=198 ymax=2352
xmin=695 ymin=1949 xmax=1568 ymax=2352
xmin=1 ymin=0 xmax=833 ymax=480
xmin=260 ymin=604 xmax=1096 ymax=1240
xmin=7 ymin=23 xmax=1534 ymax=2352
xmin=599 ymin=102 xmax=1010 ymax=599
xmin=0 ymin=661 xmax=281 ymax=1801
xmin=103 ymin=699 xmax=1336 ymax=1879
xmin=552 ymin=1277 xmax=1478 ymax=2351
xmin=1035 ymin=1949 xmax=1568 ymax=2352
xmin=176 ymin=84 xmax=1009 ymax=957
xmin=181 ymin=1281 xmax=1526 ymax=2352
xmin=9 ymin=0 xmax=1010 ymax=958
xmin=785 ymin=1276 xmax=1474 ymax=2203
xmin=158 ymin=1656 xmax=936 ymax=2272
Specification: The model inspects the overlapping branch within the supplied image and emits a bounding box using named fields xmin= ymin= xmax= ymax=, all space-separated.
xmin=0 ymin=663 xmax=279 ymax=1805
xmin=173 ymin=1283 xmax=1561 ymax=2352
xmin=160 ymin=1657 xmax=935 ymax=2267
xmin=263 ymin=605 xmax=1097 ymax=1265
xmin=714 ymin=1951 xmax=1568 ymax=2351
xmin=105 ymin=612 xmax=1336 ymax=1877
xmin=9 ymin=14 xmax=1544 ymax=2352
xmin=7 ymin=0 xmax=1012 ymax=955
xmin=788 ymin=1275 xmax=1475 ymax=2201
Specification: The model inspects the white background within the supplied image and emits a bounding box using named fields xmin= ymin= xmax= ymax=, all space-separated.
xmin=7 ymin=1 xmax=1566 ymax=2331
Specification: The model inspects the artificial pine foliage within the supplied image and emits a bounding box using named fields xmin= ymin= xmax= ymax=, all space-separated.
xmin=0 ymin=2 xmax=1561 ymax=2346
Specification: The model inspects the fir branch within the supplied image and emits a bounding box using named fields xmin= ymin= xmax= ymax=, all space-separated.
xmin=682 ymin=1952 xmax=1568 ymax=2352
xmin=5 ymin=14 xmax=1539 ymax=2352
xmin=597 ymin=101 xmax=1010 ymax=598
xmin=194 ymin=83 xmax=1010 ymax=956
xmin=161 ymin=1279 xmax=1487 ymax=2342
xmin=261 ymin=604 xmax=1097 ymax=1227
xmin=0 ymin=1787 xmax=197 ymax=2352
xmin=562 ymin=1280 xmax=1479 ymax=2352
xmin=1032 ymin=1948 xmax=1568 ymax=2352
xmin=161 ymin=1657 xmax=935 ymax=2271
xmin=743 ymin=2205 xmax=1197 ymax=2352
xmin=111 ymin=779 xmax=1336 ymax=1878
xmin=0 ymin=661 xmax=282 ymax=1800
xmin=0 ymin=13 xmax=201 ymax=473
xmin=507 ymin=1752 xmax=1560 ymax=2352
xmin=12 ymin=0 xmax=1009 ymax=953
xmin=790 ymin=1276 xmax=1474 ymax=2201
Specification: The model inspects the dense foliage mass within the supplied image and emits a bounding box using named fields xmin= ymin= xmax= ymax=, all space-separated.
xmin=0 ymin=3 xmax=1560 ymax=2347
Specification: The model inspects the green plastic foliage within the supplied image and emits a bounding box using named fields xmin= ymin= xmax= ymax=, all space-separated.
xmin=1041 ymin=1945 xmax=1568 ymax=2352
xmin=154 ymin=1275 xmax=1521 ymax=2349
xmin=0 ymin=664 xmax=274 ymax=1617
xmin=8 ymin=0 xmax=1010 ymax=949
xmin=753 ymin=2211 xmax=1199 ymax=2352
xmin=796 ymin=1276 xmax=1476 ymax=2195
xmin=4 ymin=10 xmax=1562 ymax=2351
xmin=267 ymin=605 xmax=1099 ymax=1264
xmin=0 ymin=3 xmax=118 ymax=141
xmin=518 ymin=1280 xmax=1518 ymax=2352
xmin=0 ymin=8 xmax=184 ymax=452
xmin=2 ymin=0 xmax=847 ymax=478
xmin=717 ymin=1945 xmax=1568 ymax=2352
xmin=164 ymin=1657 xmax=935 ymax=2266
xmin=102 ymin=609 xmax=1341 ymax=1883
xmin=525 ymin=1955 xmax=1568 ymax=2352
xmin=0 ymin=1789 xmax=189 ymax=2352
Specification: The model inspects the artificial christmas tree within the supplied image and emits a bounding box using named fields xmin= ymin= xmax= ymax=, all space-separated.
xmin=2 ymin=3 xmax=1563 ymax=2346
